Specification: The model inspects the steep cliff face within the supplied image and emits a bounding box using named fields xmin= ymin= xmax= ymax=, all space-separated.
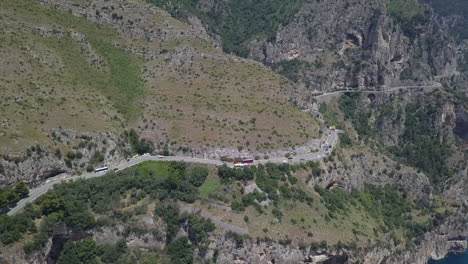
xmin=328 ymin=89 xmax=468 ymax=188
xmin=310 ymin=146 xmax=433 ymax=205
xmin=247 ymin=0 xmax=462 ymax=92
xmin=382 ymin=209 xmax=468 ymax=264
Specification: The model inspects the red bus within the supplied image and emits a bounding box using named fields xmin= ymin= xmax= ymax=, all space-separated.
xmin=243 ymin=159 xmax=254 ymax=164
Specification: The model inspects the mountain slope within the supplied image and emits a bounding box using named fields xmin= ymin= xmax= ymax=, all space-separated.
xmin=150 ymin=0 xmax=467 ymax=93
xmin=0 ymin=0 xmax=321 ymax=185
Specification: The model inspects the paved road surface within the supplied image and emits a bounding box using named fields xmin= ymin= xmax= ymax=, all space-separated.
xmin=7 ymin=83 xmax=442 ymax=215
xmin=313 ymin=83 xmax=442 ymax=99
xmin=7 ymin=130 xmax=339 ymax=216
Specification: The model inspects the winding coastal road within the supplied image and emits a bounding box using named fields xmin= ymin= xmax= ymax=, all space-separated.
xmin=7 ymin=131 xmax=339 ymax=216
xmin=8 ymin=82 xmax=437 ymax=215
xmin=313 ymin=82 xmax=442 ymax=99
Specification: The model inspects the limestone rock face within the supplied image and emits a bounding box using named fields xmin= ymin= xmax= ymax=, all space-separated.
xmin=247 ymin=0 xmax=463 ymax=92
xmin=0 ymin=128 xmax=126 ymax=187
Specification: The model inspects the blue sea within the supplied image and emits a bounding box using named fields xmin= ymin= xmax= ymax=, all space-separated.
xmin=428 ymin=250 xmax=468 ymax=264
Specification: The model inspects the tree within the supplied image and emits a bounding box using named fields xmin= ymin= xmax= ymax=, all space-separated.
xmin=140 ymin=255 xmax=159 ymax=264
xmin=175 ymin=182 xmax=198 ymax=203
xmin=40 ymin=193 xmax=65 ymax=216
xmin=58 ymin=238 xmax=98 ymax=264
xmin=167 ymin=237 xmax=193 ymax=264
xmin=0 ymin=196 xmax=8 ymax=208
xmin=186 ymin=215 xmax=215 ymax=245
xmin=188 ymin=166 xmax=209 ymax=187
xmin=63 ymin=201 xmax=95 ymax=230
xmin=66 ymin=152 xmax=76 ymax=160
xmin=5 ymin=189 xmax=19 ymax=204
xmin=155 ymin=204 xmax=180 ymax=241
xmin=217 ymin=165 xmax=235 ymax=180
xmin=100 ymin=239 xmax=128 ymax=263
xmin=0 ymin=214 xmax=35 ymax=244
xmin=127 ymin=129 xmax=153 ymax=155
xmin=14 ymin=182 xmax=29 ymax=198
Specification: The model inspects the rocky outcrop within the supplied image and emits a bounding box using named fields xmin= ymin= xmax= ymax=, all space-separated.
xmin=212 ymin=237 xmax=348 ymax=264
xmin=0 ymin=128 xmax=126 ymax=187
xmin=378 ymin=208 xmax=468 ymax=264
xmin=310 ymin=147 xmax=433 ymax=205
xmin=247 ymin=0 xmax=463 ymax=93
xmin=208 ymin=208 xmax=468 ymax=264
xmin=33 ymin=0 xmax=217 ymax=46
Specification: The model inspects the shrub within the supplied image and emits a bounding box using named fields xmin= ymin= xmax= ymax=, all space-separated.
xmin=188 ymin=166 xmax=209 ymax=187
xmin=125 ymin=129 xmax=153 ymax=155
xmin=167 ymin=237 xmax=194 ymax=264
xmin=66 ymin=151 xmax=76 ymax=160
xmin=58 ymin=238 xmax=98 ymax=264
xmin=272 ymin=208 xmax=283 ymax=221
xmin=0 ymin=214 xmax=35 ymax=244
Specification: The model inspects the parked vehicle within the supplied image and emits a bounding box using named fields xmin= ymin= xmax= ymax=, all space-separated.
xmin=94 ymin=167 xmax=108 ymax=173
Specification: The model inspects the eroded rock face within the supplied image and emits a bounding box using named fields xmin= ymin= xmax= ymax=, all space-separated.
xmin=383 ymin=209 xmax=468 ymax=264
xmin=247 ymin=0 xmax=462 ymax=92
xmin=0 ymin=128 xmax=126 ymax=187
xmin=33 ymin=0 xmax=217 ymax=45
xmin=454 ymin=107 xmax=468 ymax=141
xmin=213 ymin=237 xmax=348 ymax=264
xmin=209 ymin=210 xmax=468 ymax=264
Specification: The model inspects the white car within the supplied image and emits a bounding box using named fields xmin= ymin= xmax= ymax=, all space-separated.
xmin=157 ymin=155 xmax=165 ymax=159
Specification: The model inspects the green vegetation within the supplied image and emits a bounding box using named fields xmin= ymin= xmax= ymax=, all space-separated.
xmin=167 ymin=237 xmax=193 ymax=264
xmin=0 ymin=0 xmax=320 ymax=155
xmin=315 ymin=184 xmax=444 ymax=245
xmin=147 ymin=0 xmax=306 ymax=56
xmin=0 ymin=214 xmax=35 ymax=244
xmin=58 ymin=238 xmax=100 ymax=264
xmin=49 ymin=34 xmax=144 ymax=119
xmin=28 ymin=0 xmax=145 ymax=119
xmin=338 ymin=93 xmax=454 ymax=186
xmin=272 ymin=60 xmax=311 ymax=83
xmin=187 ymin=166 xmax=209 ymax=187
xmin=0 ymin=161 xmax=216 ymax=263
xmin=423 ymin=0 xmax=468 ymax=40
xmin=218 ymin=163 xmax=314 ymax=212
xmin=386 ymin=0 xmax=426 ymax=38
xmin=388 ymin=101 xmax=453 ymax=186
xmin=0 ymin=181 xmax=29 ymax=208
xmin=56 ymin=238 xmax=157 ymax=264
xmin=91 ymin=41 xmax=144 ymax=118
xmin=319 ymin=102 xmax=353 ymax=147
xmin=1 ymin=159 xmax=454 ymax=259
xmin=198 ymin=177 xmax=221 ymax=198
xmin=155 ymin=203 xmax=215 ymax=261
xmin=339 ymin=94 xmax=375 ymax=140
xmin=125 ymin=129 xmax=154 ymax=155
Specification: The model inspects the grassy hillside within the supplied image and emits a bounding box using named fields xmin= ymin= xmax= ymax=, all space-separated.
xmin=0 ymin=0 xmax=319 ymax=155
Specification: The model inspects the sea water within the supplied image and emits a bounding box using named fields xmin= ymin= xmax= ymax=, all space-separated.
xmin=428 ymin=250 xmax=468 ymax=264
